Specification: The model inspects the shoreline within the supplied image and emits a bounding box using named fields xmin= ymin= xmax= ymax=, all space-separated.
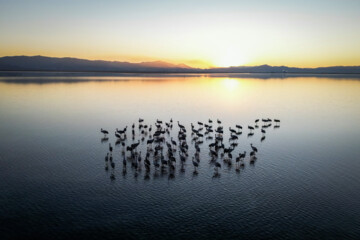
xmin=1 ymin=70 xmax=360 ymax=75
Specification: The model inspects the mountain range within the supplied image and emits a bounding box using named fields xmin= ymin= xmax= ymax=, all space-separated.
xmin=1 ymin=56 xmax=360 ymax=74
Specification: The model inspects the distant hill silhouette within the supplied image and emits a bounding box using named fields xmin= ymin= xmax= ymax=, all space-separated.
xmin=208 ymin=65 xmax=360 ymax=74
xmin=1 ymin=56 xmax=360 ymax=74
xmin=0 ymin=56 xmax=191 ymax=72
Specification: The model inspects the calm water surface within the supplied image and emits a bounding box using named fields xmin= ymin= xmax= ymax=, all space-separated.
xmin=0 ymin=73 xmax=360 ymax=239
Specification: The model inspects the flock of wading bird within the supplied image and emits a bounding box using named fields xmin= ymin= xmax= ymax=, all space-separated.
xmin=100 ymin=118 xmax=281 ymax=180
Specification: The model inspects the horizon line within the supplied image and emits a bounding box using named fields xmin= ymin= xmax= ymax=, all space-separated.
xmin=1 ymin=55 xmax=360 ymax=69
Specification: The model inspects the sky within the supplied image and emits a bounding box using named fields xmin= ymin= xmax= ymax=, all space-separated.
xmin=0 ymin=0 xmax=359 ymax=68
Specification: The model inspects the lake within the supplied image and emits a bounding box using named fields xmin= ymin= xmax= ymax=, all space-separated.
xmin=1 ymin=73 xmax=360 ymax=239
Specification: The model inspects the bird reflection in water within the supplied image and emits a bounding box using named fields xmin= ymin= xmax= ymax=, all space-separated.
xmin=100 ymin=117 xmax=280 ymax=180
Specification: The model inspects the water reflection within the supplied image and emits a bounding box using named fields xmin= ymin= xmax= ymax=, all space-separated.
xmin=1 ymin=72 xmax=360 ymax=82
xmin=1 ymin=74 xmax=360 ymax=239
xmin=221 ymin=78 xmax=240 ymax=91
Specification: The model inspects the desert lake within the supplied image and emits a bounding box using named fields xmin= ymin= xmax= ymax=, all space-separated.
xmin=1 ymin=73 xmax=360 ymax=239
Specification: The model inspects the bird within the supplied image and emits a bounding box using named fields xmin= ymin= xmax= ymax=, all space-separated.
xmin=248 ymin=126 xmax=254 ymax=132
xmin=115 ymin=132 xmax=121 ymax=139
xmin=98 ymin=117 xmax=280 ymax=179
xmin=131 ymin=140 xmax=140 ymax=149
xmin=250 ymin=151 xmax=256 ymax=157
xmin=192 ymin=157 xmax=199 ymax=171
xmin=239 ymin=151 xmax=246 ymax=160
xmin=215 ymin=162 xmax=221 ymax=171
xmin=101 ymin=128 xmax=109 ymax=136
xmin=177 ymin=121 xmax=185 ymax=129
xmin=230 ymin=135 xmax=238 ymax=141
xmin=229 ymin=127 xmax=237 ymax=134
xmin=116 ymin=128 xmax=126 ymax=134
xmin=147 ymin=138 xmax=154 ymax=144
xmin=171 ymin=137 xmax=177 ymax=147
xmin=250 ymin=143 xmax=258 ymax=152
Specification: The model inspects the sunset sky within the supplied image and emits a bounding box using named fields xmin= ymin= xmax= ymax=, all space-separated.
xmin=1 ymin=0 xmax=359 ymax=68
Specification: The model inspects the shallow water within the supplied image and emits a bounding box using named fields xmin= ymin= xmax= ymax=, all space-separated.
xmin=0 ymin=73 xmax=360 ymax=239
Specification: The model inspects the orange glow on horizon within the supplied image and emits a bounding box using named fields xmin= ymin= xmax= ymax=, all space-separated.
xmin=1 ymin=1 xmax=360 ymax=68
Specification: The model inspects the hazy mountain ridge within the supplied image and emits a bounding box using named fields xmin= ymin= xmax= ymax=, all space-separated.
xmin=210 ymin=65 xmax=360 ymax=74
xmin=0 ymin=56 xmax=191 ymax=72
xmin=1 ymin=56 xmax=360 ymax=73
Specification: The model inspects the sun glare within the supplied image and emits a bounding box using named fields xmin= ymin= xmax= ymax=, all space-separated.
xmin=221 ymin=78 xmax=240 ymax=91
xmin=215 ymin=52 xmax=248 ymax=68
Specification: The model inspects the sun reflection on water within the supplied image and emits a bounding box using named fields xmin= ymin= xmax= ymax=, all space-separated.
xmin=220 ymin=78 xmax=240 ymax=91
